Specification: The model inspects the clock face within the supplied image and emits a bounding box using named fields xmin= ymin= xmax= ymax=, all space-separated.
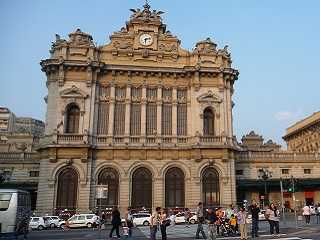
xmin=139 ymin=33 xmax=153 ymax=46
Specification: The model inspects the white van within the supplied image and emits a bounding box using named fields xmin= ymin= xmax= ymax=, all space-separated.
xmin=0 ymin=189 xmax=31 ymax=239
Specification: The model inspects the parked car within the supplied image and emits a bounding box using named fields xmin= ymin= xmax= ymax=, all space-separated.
xmin=59 ymin=214 xmax=100 ymax=228
xmin=248 ymin=209 xmax=267 ymax=221
xmin=29 ymin=217 xmax=48 ymax=230
xmin=122 ymin=213 xmax=151 ymax=226
xmin=189 ymin=212 xmax=198 ymax=224
xmin=43 ymin=216 xmax=60 ymax=228
xmin=173 ymin=212 xmax=186 ymax=224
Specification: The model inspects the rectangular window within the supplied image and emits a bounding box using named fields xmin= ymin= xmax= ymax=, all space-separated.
xmin=0 ymin=193 xmax=12 ymax=211
xmin=97 ymin=103 xmax=109 ymax=135
xmin=177 ymin=104 xmax=187 ymax=135
xmin=146 ymin=104 xmax=157 ymax=135
xmin=131 ymin=87 xmax=142 ymax=99
xmin=29 ymin=171 xmax=39 ymax=177
xmin=147 ymin=88 xmax=157 ymax=99
xmin=304 ymin=169 xmax=311 ymax=174
xmin=162 ymin=104 xmax=172 ymax=135
xmin=130 ymin=104 xmax=141 ymax=135
xmin=113 ymin=103 xmax=125 ymax=135
xmin=162 ymin=88 xmax=172 ymax=99
xmin=281 ymin=169 xmax=289 ymax=175
xmin=236 ymin=170 xmax=244 ymax=175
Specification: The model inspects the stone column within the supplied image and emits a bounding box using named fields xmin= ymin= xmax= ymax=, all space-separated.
xmin=172 ymin=87 xmax=177 ymax=137
xmin=226 ymin=81 xmax=233 ymax=138
xmin=124 ymin=85 xmax=131 ymax=136
xmin=153 ymin=177 xmax=163 ymax=209
xmin=119 ymin=177 xmax=130 ymax=216
xmin=108 ymin=84 xmax=115 ymax=136
xmin=157 ymin=87 xmax=162 ymax=135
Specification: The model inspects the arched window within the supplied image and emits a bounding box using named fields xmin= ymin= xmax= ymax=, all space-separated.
xmin=56 ymin=167 xmax=78 ymax=211
xmin=65 ymin=104 xmax=80 ymax=133
xmin=132 ymin=167 xmax=152 ymax=209
xmin=97 ymin=168 xmax=119 ymax=208
xmin=165 ymin=167 xmax=185 ymax=208
xmin=203 ymin=108 xmax=214 ymax=135
xmin=202 ymin=167 xmax=220 ymax=207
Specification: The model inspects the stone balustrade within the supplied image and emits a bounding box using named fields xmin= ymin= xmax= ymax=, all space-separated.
xmin=0 ymin=152 xmax=37 ymax=161
xmin=236 ymin=151 xmax=319 ymax=162
xmin=40 ymin=133 xmax=234 ymax=148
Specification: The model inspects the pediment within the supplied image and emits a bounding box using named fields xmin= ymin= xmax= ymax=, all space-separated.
xmin=197 ymin=90 xmax=222 ymax=103
xmin=60 ymin=85 xmax=88 ymax=98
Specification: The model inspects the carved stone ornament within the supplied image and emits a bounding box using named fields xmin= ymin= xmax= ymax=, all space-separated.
xmin=129 ymin=2 xmax=164 ymax=23
xmin=60 ymin=85 xmax=89 ymax=99
xmin=197 ymin=90 xmax=222 ymax=104
xmin=193 ymin=38 xmax=217 ymax=55
xmin=68 ymin=28 xmax=94 ymax=47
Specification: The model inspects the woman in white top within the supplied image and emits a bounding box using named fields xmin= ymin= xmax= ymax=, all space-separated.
xmin=302 ymin=205 xmax=311 ymax=224
xmin=265 ymin=203 xmax=280 ymax=235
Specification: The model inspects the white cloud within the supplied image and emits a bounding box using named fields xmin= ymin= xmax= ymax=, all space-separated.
xmin=274 ymin=109 xmax=303 ymax=122
xmin=274 ymin=111 xmax=294 ymax=121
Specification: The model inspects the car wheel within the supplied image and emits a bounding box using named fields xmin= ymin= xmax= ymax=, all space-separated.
xmin=189 ymin=219 xmax=196 ymax=224
xmin=60 ymin=223 xmax=65 ymax=229
xmin=38 ymin=225 xmax=44 ymax=231
xmin=87 ymin=223 xmax=93 ymax=228
xmin=143 ymin=221 xmax=149 ymax=226
xmin=50 ymin=223 xmax=56 ymax=228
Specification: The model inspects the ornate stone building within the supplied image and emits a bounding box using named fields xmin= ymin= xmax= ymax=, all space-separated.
xmin=0 ymin=107 xmax=44 ymax=209
xmin=283 ymin=111 xmax=320 ymax=153
xmin=36 ymin=2 xmax=239 ymax=214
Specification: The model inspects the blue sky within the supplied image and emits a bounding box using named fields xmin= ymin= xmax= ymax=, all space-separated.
xmin=0 ymin=0 xmax=319 ymax=146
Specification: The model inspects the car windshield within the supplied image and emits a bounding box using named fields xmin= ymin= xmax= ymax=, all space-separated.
xmin=0 ymin=193 xmax=12 ymax=211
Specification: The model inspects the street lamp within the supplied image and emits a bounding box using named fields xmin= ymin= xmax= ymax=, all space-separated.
xmin=258 ymin=168 xmax=272 ymax=207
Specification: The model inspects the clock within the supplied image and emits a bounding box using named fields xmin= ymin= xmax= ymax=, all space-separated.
xmin=139 ymin=33 xmax=153 ymax=46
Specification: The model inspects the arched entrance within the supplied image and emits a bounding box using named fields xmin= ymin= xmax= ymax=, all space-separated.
xmin=165 ymin=167 xmax=185 ymax=208
xmin=131 ymin=167 xmax=152 ymax=209
xmin=56 ymin=167 xmax=78 ymax=211
xmin=97 ymin=168 xmax=119 ymax=208
xmin=202 ymin=167 xmax=220 ymax=207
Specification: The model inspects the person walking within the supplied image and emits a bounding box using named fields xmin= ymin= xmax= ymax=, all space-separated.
xmin=237 ymin=206 xmax=248 ymax=240
xmin=100 ymin=211 xmax=106 ymax=229
xmin=207 ymin=208 xmax=217 ymax=240
xmin=226 ymin=204 xmax=235 ymax=220
xmin=125 ymin=207 xmax=134 ymax=238
xmin=316 ymin=203 xmax=320 ymax=224
xmin=265 ymin=203 xmax=280 ymax=236
xmin=184 ymin=208 xmax=191 ymax=228
xmin=195 ymin=202 xmax=207 ymax=239
xmin=160 ymin=209 xmax=168 ymax=240
xmin=109 ymin=206 xmax=121 ymax=239
xmin=150 ymin=207 xmax=161 ymax=240
xmin=249 ymin=200 xmax=260 ymax=238
xmin=302 ymin=204 xmax=311 ymax=224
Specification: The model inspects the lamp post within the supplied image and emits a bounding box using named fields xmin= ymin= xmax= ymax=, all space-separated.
xmin=258 ymin=168 xmax=272 ymax=208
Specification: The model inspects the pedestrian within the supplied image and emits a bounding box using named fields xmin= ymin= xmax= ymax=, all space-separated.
xmin=316 ymin=203 xmax=320 ymax=224
xmin=249 ymin=200 xmax=260 ymax=238
xmin=125 ymin=207 xmax=134 ymax=238
xmin=109 ymin=206 xmax=121 ymax=239
xmin=229 ymin=214 xmax=237 ymax=235
xmin=150 ymin=207 xmax=161 ymax=240
xmin=215 ymin=207 xmax=224 ymax=236
xmin=226 ymin=204 xmax=235 ymax=220
xmin=302 ymin=204 xmax=311 ymax=224
xmin=237 ymin=206 xmax=248 ymax=240
xmin=184 ymin=208 xmax=191 ymax=228
xmin=207 ymin=208 xmax=217 ymax=240
xmin=160 ymin=209 xmax=168 ymax=240
xmin=265 ymin=203 xmax=280 ymax=236
xmin=195 ymin=202 xmax=207 ymax=239
xmin=100 ymin=211 xmax=106 ymax=229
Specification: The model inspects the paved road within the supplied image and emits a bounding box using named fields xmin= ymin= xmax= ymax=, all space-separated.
xmin=28 ymin=222 xmax=320 ymax=240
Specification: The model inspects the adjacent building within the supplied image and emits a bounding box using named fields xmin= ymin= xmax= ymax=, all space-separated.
xmin=283 ymin=111 xmax=320 ymax=153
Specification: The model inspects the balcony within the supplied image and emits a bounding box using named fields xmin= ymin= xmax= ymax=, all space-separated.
xmin=0 ymin=152 xmax=38 ymax=162
xmin=40 ymin=133 xmax=234 ymax=148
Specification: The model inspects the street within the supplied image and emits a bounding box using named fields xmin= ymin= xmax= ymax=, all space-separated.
xmin=28 ymin=221 xmax=320 ymax=240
